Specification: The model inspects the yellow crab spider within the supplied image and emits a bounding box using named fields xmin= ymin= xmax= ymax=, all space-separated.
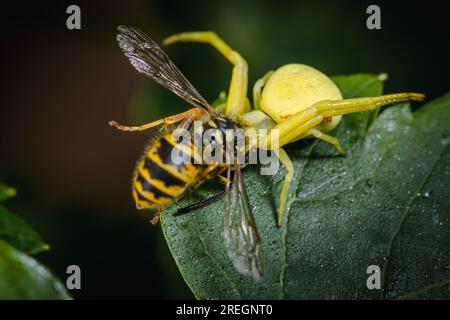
xmin=163 ymin=31 xmax=425 ymax=227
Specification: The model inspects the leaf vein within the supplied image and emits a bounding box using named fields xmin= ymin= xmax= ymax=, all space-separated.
xmin=279 ymin=142 xmax=317 ymax=299
xmin=397 ymin=276 xmax=450 ymax=299
xmin=381 ymin=143 xmax=449 ymax=299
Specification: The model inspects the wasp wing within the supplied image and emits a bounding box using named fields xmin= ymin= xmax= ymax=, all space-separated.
xmin=117 ymin=25 xmax=214 ymax=112
xmin=224 ymin=163 xmax=263 ymax=280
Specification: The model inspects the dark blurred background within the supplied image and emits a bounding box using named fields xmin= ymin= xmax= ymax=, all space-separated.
xmin=0 ymin=0 xmax=449 ymax=299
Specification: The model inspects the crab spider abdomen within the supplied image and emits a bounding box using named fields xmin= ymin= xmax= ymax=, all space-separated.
xmin=260 ymin=63 xmax=343 ymax=133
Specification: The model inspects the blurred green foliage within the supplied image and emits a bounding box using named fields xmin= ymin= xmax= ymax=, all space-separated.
xmin=0 ymin=183 xmax=70 ymax=299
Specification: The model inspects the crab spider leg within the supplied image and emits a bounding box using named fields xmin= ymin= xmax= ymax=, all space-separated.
xmin=275 ymin=148 xmax=294 ymax=227
xmin=266 ymin=107 xmax=325 ymax=148
xmin=253 ymin=71 xmax=273 ymax=110
xmin=109 ymin=107 xmax=203 ymax=132
xmin=314 ymin=93 xmax=425 ymax=117
xmin=163 ymin=32 xmax=248 ymax=118
xmin=265 ymin=92 xmax=425 ymax=148
xmin=305 ymin=129 xmax=346 ymax=155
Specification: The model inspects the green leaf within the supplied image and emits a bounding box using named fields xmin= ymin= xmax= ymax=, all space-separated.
xmin=0 ymin=204 xmax=49 ymax=255
xmin=160 ymin=73 xmax=450 ymax=299
xmin=211 ymin=90 xmax=227 ymax=107
xmin=0 ymin=239 xmax=71 ymax=299
xmin=0 ymin=183 xmax=17 ymax=202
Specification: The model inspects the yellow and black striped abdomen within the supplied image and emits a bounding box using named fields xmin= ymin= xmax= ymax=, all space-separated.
xmin=132 ymin=133 xmax=202 ymax=210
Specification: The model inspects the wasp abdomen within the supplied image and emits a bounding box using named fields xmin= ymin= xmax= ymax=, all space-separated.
xmin=132 ymin=133 xmax=203 ymax=209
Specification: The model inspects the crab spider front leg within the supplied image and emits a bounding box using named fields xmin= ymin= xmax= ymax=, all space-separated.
xmin=266 ymin=92 xmax=425 ymax=148
xmin=314 ymin=92 xmax=425 ymax=117
xmin=163 ymin=32 xmax=248 ymax=118
xmin=253 ymin=71 xmax=273 ymax=110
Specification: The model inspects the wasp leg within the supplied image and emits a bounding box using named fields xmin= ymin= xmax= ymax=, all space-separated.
xmin=305 ymin=128 xmax=346 ymax=155
xmin=151 ymin=208 xmax=162 ymax=225
xmin=163 ymin=31 xmax=248 ymax=118
xmin=177 ymin=173 xmax=229 ymax=215
xmin=109 ymin=107 xmax=203 ymax=132
xmin=176 ymin=191 xmax=225 ymax=215
xmin=214 ymin=175 xmax=228 ymax=185
xmin=275 ymin=148 xmax=294 ymax=227
xmin=253 ymin=71 xmax=273 ymax=110
xmin=313 ymin=92 xmax=425 ymax=117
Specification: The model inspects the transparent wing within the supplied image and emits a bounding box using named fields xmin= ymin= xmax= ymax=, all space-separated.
xmin=117 ymin=25 xmax=214 ymax=112
xmin=223 ymin=162 xmax=263 ymax=280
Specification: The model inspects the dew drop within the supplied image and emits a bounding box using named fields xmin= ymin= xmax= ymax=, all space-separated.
xmin=432 ymin=214 xmax=440 ymax=224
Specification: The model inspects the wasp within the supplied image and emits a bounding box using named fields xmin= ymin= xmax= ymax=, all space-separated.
xmin=110 ymin=26 xmax=425 ymax=280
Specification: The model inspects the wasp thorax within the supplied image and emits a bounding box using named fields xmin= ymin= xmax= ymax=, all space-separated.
xmin=260 ymin=63 xmax=343 ymax=133
xmin=198 ymin=118 xmax=246 ymax=164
